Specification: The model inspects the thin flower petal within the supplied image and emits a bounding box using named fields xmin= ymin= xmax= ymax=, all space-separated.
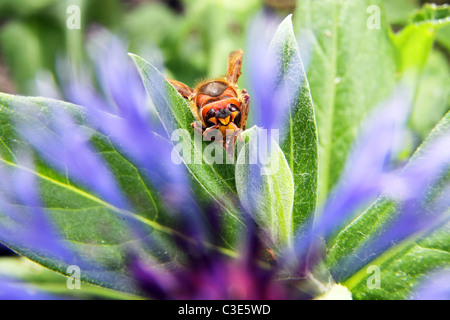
xmin=246 ymin=12 xmax=302 ymax=132
xmin=15 ymin=100 xmax=129 ymax=210
xmin=314 ymin=90 xmax=411 ymax=238
xmin=0 ymin=153 xmax=85 ymax=267
xmin=411 ymin=270 xmax=450 ymax=300
xmin=0 ymin=277 xmax=61 ymax=300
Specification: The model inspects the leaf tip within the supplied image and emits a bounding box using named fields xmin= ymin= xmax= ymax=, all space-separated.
xmin=282 ymin=13 xmax=294 ymax=26
xmin=127 ymin=53 xmax=143 ymax=66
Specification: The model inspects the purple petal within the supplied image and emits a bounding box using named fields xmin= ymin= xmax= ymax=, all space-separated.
xmin=87 ymin=30 xmax=149 ymax=120
xmin=412 ymin=270 xmax=450 ymax=300
xmin=327 ymin=121 xmax=449 ymax=279
xmin=246 ymin=12 xmax=296 ymax=132
xmin=0 ymin=277 xmax=61 ymax=300
xmin=15 ymin=101 xmax=129 ymax=210
xmin=314 ymin=90 xmax=411 ymax=238
xmin=0 ymin=153 xmax=80 ymax=265
xmin=62 ymin=30 xmax=191 ymax=213
xmin=351 ymin=133 xmax=450 ymax=263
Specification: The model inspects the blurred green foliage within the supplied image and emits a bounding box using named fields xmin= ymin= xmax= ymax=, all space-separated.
xmin=0 ymin=0 xmax=263 ymax=93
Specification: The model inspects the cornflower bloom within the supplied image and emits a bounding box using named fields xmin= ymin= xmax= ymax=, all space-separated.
xmin=0 ymin=16 xmax=448 ymax=300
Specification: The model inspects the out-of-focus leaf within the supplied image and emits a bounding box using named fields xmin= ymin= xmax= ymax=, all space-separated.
xmin=436 ymin=25 xmax=450 ymax=53
xmin=0 ymin=19 xmax=64 ymax=94
xmin=410 ymin=51 xmax=450 ymax=139
xmin=389 ymin=3 xmax=450 ymax=145
xmin=294 ymin=0 xmax=397 ymax=203
xmin=382 ymin=0 xmax=420 ymax=26
xmin=409 ymin=3 xmax=450 ymax=24
xmin=0 ymin=0 xmax=58 ymax=17
xmin=124 ymin=2 xmax=179 ymax=51
xmin=179 ymin=0 xmax=261 ymax=78
xmin=390 ymin=3 xmax=450 ymax=74
xmin=84 ymin=0 xmax=123 ymax=27
xmin=390 ymin=9 xmax=449 ymax=76
xmin=0 ymin=22 xmax=43 ymax=92
xmin=390 ymin=24 xmax=437 ymax=75
xmin=235 ymin=127 xmax=294 ymax=248
xmin=124 ymin=0 xmax=260 ymax=85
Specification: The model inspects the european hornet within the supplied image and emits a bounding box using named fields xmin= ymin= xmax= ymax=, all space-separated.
xmin=168 ymin=50 xmax=250 ymax=152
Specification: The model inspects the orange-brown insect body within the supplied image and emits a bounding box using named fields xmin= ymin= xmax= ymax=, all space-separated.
xmin=168 ymin=50 xmax=250 ymax=150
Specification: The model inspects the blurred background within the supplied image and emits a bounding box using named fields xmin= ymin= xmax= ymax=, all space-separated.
xmin=0 ymin=0 xmax=449 ymax=255
xmin=0 ymin=0 xmax=448 ymax=95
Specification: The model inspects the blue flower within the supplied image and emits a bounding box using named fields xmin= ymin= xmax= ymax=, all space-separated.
xmin=0 ymin=22 xmax=449 ymax=300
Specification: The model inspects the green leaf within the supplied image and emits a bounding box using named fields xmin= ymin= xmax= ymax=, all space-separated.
xmin=326 ymin=197 xmax=398 ymax=273
xmin=129 ymin=53 xmax=246 ymax=245
xmin=382 ymin=0 xmax=420 ymax=26
xmin=124 ymin=2 xmax=180 ymax=51
xmin=271 ymin=15 xmax=318 ymax=234
xmin=390 ymin=24 xmax=437 ymax=75
xmin=410 ymin=51 xmax=450 ymax=139
xmin=0 ymin=17 xmax=65 ymax=93
xmin=327 ymin=111 xmax=450 ymax=299
xmin=0 ymin=93 xmax=235 ymax=295
xmin=345 ymin=222 xmax=450 ymax=300
xmin=387 ymin=4 xmax=450 ymax=144
xmin=436 ymin=24 xmax=450 ymax=54
xmin=0 ymin=0 xmax=59 ymax=17
xmin=409 ymin=3 xmax=450 ymax=25
xmin=235 ymin=127 xmax=294 ymax=248
xmin=0 ymin=22 xmax=45 ymax=93
xmin=390 ymin=4 xmax=450 ymax=77
xmin=294 ymin=0 xmax=397 ymax=203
